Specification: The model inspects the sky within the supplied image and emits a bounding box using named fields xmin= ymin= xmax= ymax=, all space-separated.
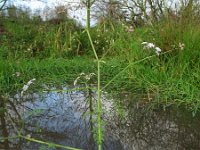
xmin=2 ymin=0 xmax=180 ymax=26
xmin=8 ymin=0 xmax=97 ymax=26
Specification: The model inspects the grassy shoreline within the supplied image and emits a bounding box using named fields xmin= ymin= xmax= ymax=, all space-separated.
xmin=0 ymin=18 xmax=200 ymax=113
xmin=0 ymin=55 xmax=199 ymax=113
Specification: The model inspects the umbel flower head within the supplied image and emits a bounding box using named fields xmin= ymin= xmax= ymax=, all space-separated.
xmin=74 ymin=72 xmax=96 ymax=86
xmin=142 ymin=42 xmax=162 ymax=56
xmin=21 ymin=78 xmax=36 ymax=97
xmin=179 ymin=42 xmax=185 ymax=50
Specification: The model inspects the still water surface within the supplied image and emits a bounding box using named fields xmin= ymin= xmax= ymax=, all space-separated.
xmin=1 ymin=88 xmax=200 ymax=150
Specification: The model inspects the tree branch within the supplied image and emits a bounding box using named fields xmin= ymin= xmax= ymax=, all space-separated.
xmin=0 ymin=0 xmax=7 ymax=11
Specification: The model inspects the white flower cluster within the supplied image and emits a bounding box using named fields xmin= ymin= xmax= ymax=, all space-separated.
xmin=21 ymin=78 xmax=36 ymax=97
xmin=74 ymin=73 xmax=96 ymax=86
xmin=179 ymin=43 xmax=185 ymax=50
xmin=142 ymin=42 xmax=162 ymax=56
xmin=125 ymin=25 xmax=134 ymax=32
xmin=12 ymin=72 xmax=21 ymax=77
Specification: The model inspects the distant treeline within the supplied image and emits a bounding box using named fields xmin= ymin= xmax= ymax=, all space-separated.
xmin=1 ymin=0 xmax=200 ymax=27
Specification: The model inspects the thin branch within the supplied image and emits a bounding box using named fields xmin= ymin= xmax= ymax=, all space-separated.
xmin=0 ymin=0 xmax=7 ymax=11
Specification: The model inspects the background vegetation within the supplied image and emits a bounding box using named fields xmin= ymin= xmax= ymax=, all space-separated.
xmin=0 ymin=0 xmax=200 ymax=112
xmin=0 ymin=0 xmax=200 ymax=149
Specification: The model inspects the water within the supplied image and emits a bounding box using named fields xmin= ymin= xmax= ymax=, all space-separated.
xmin=1 ymin=88 xmax=200 ymax=150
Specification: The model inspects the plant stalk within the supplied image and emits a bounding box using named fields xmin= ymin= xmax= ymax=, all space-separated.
xmin=86 ymin=0 xmax=102 ymax=149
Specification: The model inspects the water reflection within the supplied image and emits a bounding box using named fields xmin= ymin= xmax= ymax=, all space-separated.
xmin=107 ymin=94 xmax=200 ymax=150
xmin=0 ymin=96 xmax=10 ymax=149
xmin=1 ymin=89 xmax=200 ymax=150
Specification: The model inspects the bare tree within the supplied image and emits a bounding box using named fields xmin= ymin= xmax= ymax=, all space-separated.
xmin=0 ymin=0 xmax=7 ymax=11
xmin=122 ymin=0 xmax=162 ymax=21
xmin=91 ymin=0 xmax=127 ymax=25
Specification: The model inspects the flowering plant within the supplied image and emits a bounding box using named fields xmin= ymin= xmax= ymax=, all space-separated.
xmin=141 ymin=42 xmax=162 ymax=56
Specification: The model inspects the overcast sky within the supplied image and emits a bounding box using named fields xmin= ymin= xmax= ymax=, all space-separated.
xmin=8 ymin=0 xmax=97 ymax=26
xmin=3 ymin=0 xmax=180 ymax=26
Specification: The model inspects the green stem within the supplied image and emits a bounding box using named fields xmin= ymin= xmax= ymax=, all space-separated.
xmin=97 ymin=60 xmax=102 ymax=149
xmin=0 ymin=136 xmax=19 ymax=141
xmin=43 ymin=86 xmax=96 ymax=93
xmin=86 ymin=0 xmax=102 ymax=149
xmin=19 ymin=135 xmax=82 ymax=150
xmin=86 ymin=30 xmax=99 ymax=60
xmin=101 ymin=50 xmax=172 ymax=91
xmin=7 ymin=112 xmax=81 ymax=150
xmin=86 ymin=19 xmax=102 ymax=150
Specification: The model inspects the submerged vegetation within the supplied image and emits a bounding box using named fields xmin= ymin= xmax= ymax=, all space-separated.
xmin=0 ymin=0 xmax=200 ymax=149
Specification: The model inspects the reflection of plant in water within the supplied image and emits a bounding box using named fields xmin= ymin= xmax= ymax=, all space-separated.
xmin=0 ymin=96 xmax=10 ymax=149
xmin=73 ymin=71 xmax=97 ymax=149
xmin=0 ymin=82 xmax=82 ymax=150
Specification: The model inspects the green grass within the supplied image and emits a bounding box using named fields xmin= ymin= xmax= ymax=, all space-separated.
xmin=0 ymin=57 xmax=96 ymax=94
xmin=1 ymin=7 xmax=200 ymax=150
xmin=0 ymin=13 xmax=200 ymax=111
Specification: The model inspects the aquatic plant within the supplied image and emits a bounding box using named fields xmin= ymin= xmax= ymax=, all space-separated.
xmin=0 ymin=0 xmax=200 ymax=149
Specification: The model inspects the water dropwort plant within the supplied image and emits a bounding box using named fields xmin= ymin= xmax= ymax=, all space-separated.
xmin=1 ymin=1 xmax=200 ymax=149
